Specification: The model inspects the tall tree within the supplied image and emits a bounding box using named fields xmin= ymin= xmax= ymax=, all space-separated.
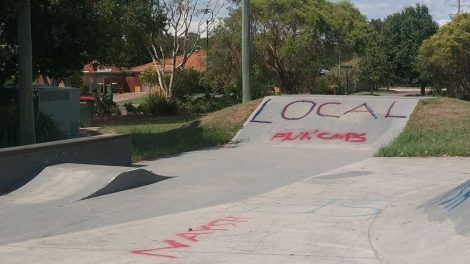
xmin=145 ymin=0 xmax=226 ymax=98
xmin=418 ymin=13 xmax=470 ymax=99
xmin=382 ymin=4 xmax=438 ymax=94
xmin=358 ymin=32 xmax=393 ymax=92
xmin=251 ymin=0 xmax=369 ymax=93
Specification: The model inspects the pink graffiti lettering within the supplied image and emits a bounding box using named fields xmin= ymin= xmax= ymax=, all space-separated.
xmin=130 ymin=216 xmax=251 ymax=259
xmin=271 ymin=131 xmax=367 ymax=143
xmin=130 ymin=240 xmax=190 ymax=259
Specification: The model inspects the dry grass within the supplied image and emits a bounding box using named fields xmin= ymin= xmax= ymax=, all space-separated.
xmin=99 ymin=100 xmax=260 ymax=161
xmin=200 ymin=99 xmax=262 ymax=133
xmin=378 ymin=97 xmax=470 ymax=157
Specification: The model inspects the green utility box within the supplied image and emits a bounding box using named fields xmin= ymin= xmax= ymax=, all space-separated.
xmin=80 ymin=96 xmax=96 ymax=127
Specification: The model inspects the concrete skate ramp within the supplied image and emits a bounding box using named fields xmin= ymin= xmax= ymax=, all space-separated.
xmin=5 ymin=164 xmax=170 ymax=204
xmin=234 ymin=95 xmax=419 ymax=150
xmin=423 ymin=179 xmax=470 ymax=235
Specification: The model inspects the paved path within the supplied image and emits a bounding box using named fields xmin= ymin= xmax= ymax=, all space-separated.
xmin=1 ymin=158 xmax=469 ymax=263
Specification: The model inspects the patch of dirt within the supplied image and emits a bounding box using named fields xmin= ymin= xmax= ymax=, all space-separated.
xmin=409 ymin=98 xmax=470 ymax=129
xmin=200 ymin=99 xmax=262 ymax=130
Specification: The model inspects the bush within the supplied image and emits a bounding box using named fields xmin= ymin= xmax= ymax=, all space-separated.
xmin=142 ymin=93 xmax=178 ymax=116
xmin=172 ymin=69 xmax=205 ymax=98
xmin=94 ymin=93 xmax=120 ymax=116
xmin=123 ymin=102 xmax=138 ymax=115
xmin=176 ymin=94 xmax=240 ymax=114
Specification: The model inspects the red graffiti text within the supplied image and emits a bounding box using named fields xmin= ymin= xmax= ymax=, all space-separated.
xmin=130 ymin=216 xmax=251 ymax=259
xmin=271 ymin=130 xmax=367 ymax=143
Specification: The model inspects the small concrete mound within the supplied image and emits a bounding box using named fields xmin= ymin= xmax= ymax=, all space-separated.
xmin=234 ymin=95 xmax=419 ymax=150
xmin=5 ymin=164 xmax=170 ymax=204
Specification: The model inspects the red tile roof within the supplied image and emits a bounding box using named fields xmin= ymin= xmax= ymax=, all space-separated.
xmin=131 ymin=50 xmax=207 ymax=72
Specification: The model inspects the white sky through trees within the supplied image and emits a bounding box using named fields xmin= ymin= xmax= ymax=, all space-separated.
xmin=215 ymin=1 xmax=464 ymax=26
xmin=344 ymin=0 xmax=462 ymax=25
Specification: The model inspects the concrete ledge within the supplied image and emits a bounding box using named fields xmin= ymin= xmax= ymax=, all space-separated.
xmin=0 ymin=134 xmax=132 ymax=193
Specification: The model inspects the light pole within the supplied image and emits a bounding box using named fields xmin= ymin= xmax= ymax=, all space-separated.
xmin=242 ymin=0 xmax=251 ymax=103
xmin=203 ymin=8 xmax=214 ymax=52
xmin=18 ymin=0 xmax=36 ymax=145
xmin=336 ymin=38 xmax=341 ymax=95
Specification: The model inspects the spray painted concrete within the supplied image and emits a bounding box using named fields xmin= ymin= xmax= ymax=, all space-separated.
xmin=1 ymin=158 xmax=469 ymax=264
xmin=235 ymin=95 xmax=419 ymax=150
xmin=2 ymin=95 xmax=469 ymax=263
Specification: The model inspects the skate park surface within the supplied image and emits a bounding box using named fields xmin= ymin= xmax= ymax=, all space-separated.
xmin=1 ymin=95 xmax=469 ymax=264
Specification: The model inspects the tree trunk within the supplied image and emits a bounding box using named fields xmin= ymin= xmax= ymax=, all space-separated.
xmin=420 ymin=83 xmax=426 ymax=96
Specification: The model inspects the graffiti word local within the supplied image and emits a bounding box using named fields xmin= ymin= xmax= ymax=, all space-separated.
xmin=250 ymin=99 xmax=408 ymax=123
xmin=130 ymin=216 xmax=251 ymax=259
xmin=272 ymin=130 xmax=367 ymax=143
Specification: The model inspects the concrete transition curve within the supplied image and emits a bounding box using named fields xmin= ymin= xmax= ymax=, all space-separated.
xmin=234 ymin=95 xmax=419 ymax=150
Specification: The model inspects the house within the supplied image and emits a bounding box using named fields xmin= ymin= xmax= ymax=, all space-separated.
xmin=82 ymin=50 xmax=207 ymax=94
xmin=82 ymin=64 xmax=142 ymax=93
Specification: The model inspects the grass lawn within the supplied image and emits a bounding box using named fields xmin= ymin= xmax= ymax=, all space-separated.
xmin=97 ymin=100 xmax=260 ymax=162
xmin=378 ymin=97 xmax=470 ymax=157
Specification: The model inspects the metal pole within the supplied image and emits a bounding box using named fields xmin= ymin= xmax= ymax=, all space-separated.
xmin=206 ymin=19 xmax=209 ymax=51
xmin=338 ymin=40 xmax=341 ymax=95
xmin=18 ymin=0 xmax=36 ymax=145
xmin=242 ymin=0 xmax=251 ymax=103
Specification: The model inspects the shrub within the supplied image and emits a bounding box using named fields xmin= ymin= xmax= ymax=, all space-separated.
xmin=176 ymin=94 xmax=240 ymax=114
xmin=94 ymin=93 xmax=120 ymax=116
xmin=172 ymin=69 xmax=205 ymax=98
xmin=123 ymin=102 xmax=138 ymax=115
xmin=142 ymin=93 xmax=178 ymax=116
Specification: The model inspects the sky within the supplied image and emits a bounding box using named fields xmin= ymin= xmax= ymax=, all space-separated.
xmin=336 ymin=0 xmax=463 ymax=25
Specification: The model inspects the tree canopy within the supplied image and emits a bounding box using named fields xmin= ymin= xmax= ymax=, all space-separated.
xmin=252 ymin=0 xmax=369 ymax=93
xmin=357 ymin=4 xmax=438 ymax=93
xmin=0 ymin=0 xmax=165 ymax=85
xmin=418 ymin=13 xmax=470 ymax=99
xmin=382 ymin=4 xmax=438 ymax=85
